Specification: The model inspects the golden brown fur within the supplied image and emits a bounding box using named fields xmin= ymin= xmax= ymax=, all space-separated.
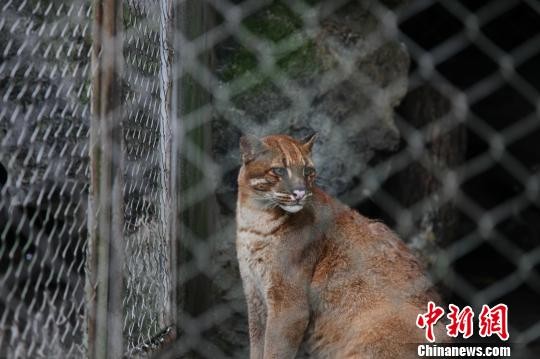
xmin=236 ymin=134 xmax=445 ymax=358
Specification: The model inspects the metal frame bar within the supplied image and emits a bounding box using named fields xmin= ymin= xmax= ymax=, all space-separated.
xmin=86 ymin=0 xmax=125 ymax=357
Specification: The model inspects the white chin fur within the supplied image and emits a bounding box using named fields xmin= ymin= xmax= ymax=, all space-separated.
xmin=279 ymin=204 xmax=303 ymax=213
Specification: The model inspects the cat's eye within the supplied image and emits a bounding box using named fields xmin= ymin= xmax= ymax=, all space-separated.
xmin=272 ymin=167 xmax=287 ymax=177
xmin=304 ymin=166 xmax=316 ymax=176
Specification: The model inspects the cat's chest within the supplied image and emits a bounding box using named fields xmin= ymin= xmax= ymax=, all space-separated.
xmin=237 ymin=231 xmax=278 ymax=269
xmin=235 ymin=235 xmax=276 ymax=294
xmin=237 ymin=225 xmax=314 ymax=283
xmin=236 ymin=207 xmax=315 ymax=277
xmin=236 ymin=215 xmax=289 ymax=280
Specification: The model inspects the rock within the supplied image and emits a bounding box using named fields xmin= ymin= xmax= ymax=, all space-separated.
xmin=392 ymin=84 xmax=467 ymax=265
xmin=212 ymin=1 xmax=409 ymax=200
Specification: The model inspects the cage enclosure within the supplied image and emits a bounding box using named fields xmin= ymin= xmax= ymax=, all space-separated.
xmin=1 ymin=0 xmax=539 ymax=358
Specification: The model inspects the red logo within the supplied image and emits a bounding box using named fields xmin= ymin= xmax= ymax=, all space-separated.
xmin=416 ymin=301 xmax=445 ymax=342
xmin=417 ymin=303 xmax=509 ymax=342
xmin=479 ymin=304 xmax=509 ymax=341
xmin=446 ymin=304 xmax=474 ymax=339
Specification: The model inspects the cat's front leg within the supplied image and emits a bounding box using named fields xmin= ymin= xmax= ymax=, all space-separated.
xmin=245 ymin=280 xmax=266 ymax=359
xmin=263 ymin=277 xmax=309 ymax=359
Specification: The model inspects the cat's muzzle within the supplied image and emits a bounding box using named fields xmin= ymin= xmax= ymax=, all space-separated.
xmin=279 ymin=204 xmax=304 ymax=213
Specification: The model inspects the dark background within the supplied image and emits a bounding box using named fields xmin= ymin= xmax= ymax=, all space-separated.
xmin=357 ymin=0 xmax=540 ymax=352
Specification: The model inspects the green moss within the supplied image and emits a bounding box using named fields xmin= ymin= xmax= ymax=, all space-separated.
xmin=277 ymin=40 xmax=321 ymax=78
xmin=219 ymin=38 xmax=321 ymax=85
xmin=230 ymin=77 xmax=272 ymax=104
xmin=243 ymin=1 xmax=303 ymax=42
xmin=218 ymin=45 xmax=259 ymax=83
xmin=218 ymin=0 xmax=324 ymax=89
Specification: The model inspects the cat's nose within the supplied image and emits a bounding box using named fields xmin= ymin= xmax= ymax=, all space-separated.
xmin=292 ymin=189 xmax=306 ymax=200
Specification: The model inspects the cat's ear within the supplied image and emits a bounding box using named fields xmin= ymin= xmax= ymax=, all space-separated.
xmin=240 ymin=134 xmax=266 ymax=163
xmin=302 ymin=133 xmax=318 ymax=153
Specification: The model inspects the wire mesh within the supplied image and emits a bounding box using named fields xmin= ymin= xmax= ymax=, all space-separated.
xmin=0 ymin=0 xmax=175 ymax=357
xmin=0 ymin=0 xmax=91 ymax=356
xmin=122 ymin=0 xmax=174 ymax=355
xmin=1 ymin=0 xmax=539 ymax=358
xmin=169 ymin=0 xmax=540 ymax=358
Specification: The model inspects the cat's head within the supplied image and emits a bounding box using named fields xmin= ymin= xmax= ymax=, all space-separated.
xmin=238 ymin=133 xmax=318 ymax=213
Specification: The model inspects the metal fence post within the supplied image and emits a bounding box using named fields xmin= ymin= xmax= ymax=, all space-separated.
xmin=159 ymin=0 xmax=177 ymax=342
xmin=87 ymin=0 xmax=124 ymax=357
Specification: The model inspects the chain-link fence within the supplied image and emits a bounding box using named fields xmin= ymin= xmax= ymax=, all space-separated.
xmin=169 ymin=0 xmax=540 ymax=357
xmin=0 ymin=0 xmax=175 ymax=357
xmin=1 ymin=0 xmax=539 ymax=358
xmin=0 ymin=0 xmax=91 ymax=356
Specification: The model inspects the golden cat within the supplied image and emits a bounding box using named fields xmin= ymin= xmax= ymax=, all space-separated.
xmin=236 ymin=134 xmax=445 ymax=358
